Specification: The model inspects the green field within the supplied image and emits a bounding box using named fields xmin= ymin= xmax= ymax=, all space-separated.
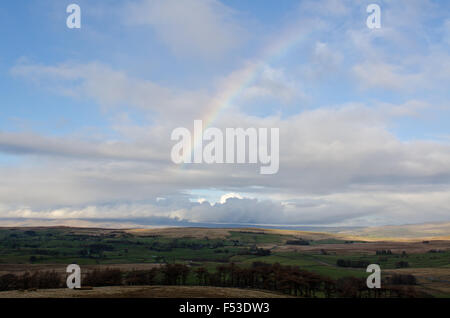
xmin=313 ymin=252 xmax=450 ymax=269
xmin=0 ymin=228 xmax=448 ymax=271
xmin=0 ymin=227 xmax=449 ymax=297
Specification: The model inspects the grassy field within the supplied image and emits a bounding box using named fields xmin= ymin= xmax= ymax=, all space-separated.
xmin=0 ymin=227 xmax=449 ymax=297
xmin=312 ymin=251 xmax=450 ymax=269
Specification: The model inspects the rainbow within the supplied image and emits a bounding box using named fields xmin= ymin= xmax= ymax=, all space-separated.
xmin=203 ymin=25 xmax=308 ymax=128
xmin=184 ymin=24 xmax=309 ymax=166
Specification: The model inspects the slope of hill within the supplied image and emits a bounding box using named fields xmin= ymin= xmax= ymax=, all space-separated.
xmin=126 ymin=227 xmax=341 ymax=241
xmin=338 ymin=222 xmax=450 ymax=240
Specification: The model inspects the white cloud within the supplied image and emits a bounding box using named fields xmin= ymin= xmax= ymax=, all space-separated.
xmin=10 ymin=61 xmax=211 ymax=122
xmin=313 ymin=42 xmax=342 ymax=68
xmin=297 ymin=0 xmax=350 ymax=17
xmin=4 ymin=0 xmax=450 ymax=227
xmin=352 ymin=61 xmax=421 ymax=91
xmin=2 ymin=184 xmax=450 ymax=226
xmin=240 ymin=65 xmax=302 ymax=104
xmin=219 ymin=192 xmax=243 ymax=204
xmin=124 ymin=0 xmax=244 ymax=58
xmin=1 ymin=103 xmax=450 ymax=225
xmin=444 ymin=19 xmax=450 ymax=45
xmin=302 ymin=42 xmax=343 ymax=80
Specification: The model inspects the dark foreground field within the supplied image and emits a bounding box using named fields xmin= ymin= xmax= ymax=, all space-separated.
xmin=0 ymin=226 xmax=448 ymax=298
xmin=0 ymin=285 xmax=290 ymax=298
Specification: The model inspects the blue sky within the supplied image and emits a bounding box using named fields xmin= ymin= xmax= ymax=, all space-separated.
xmin=0 ymin=0 xmax=450 ymax=227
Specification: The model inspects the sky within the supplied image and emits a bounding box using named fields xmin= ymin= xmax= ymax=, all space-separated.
xmin=0 ymin=0 xmax=450 ymax=228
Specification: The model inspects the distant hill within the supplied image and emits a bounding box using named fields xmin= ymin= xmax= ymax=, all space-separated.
xmin=127 ymin=223 xmax=450 ymax=241
xmin=126 ymin=227 xmax=340 ymax=241
xmin=338 ymin=222 xmax=450 ymax=240
xmin=1 ymin=221 xmax=449 ymax=241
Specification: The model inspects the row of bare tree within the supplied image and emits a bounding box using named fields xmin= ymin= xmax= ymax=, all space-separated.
xmin=0 ymin=271 xmax=62 ymax=290
xmin=0 ymin=262 xmax=419 ymax=298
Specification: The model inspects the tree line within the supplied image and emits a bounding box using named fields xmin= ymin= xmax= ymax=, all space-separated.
xmin=0 ymin=262 xmax=420 ymax=298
